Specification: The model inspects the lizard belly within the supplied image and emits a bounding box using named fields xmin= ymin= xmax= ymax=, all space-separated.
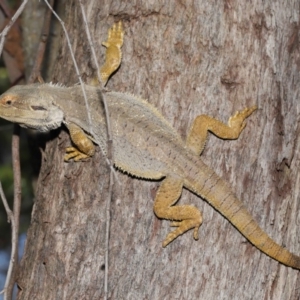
xmin=113 ymin=137 xmax=166 ymax=179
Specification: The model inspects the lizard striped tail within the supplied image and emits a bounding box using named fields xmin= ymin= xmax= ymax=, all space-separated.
xmin=189 ymin=167 xmax=300 ymax=269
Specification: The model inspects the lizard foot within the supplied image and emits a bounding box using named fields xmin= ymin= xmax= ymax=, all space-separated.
xmin=100 ymin=21 xmax=124 ymax=84
xmin=228 ymin=105 xmax=257 ymax=136
xmin=102 ymin=21 xmax=124 ymax=49
xmin=162 ymin=216 xmax=202 ymax=247
xmin=64 ymin=147 xmax=90 ymax=161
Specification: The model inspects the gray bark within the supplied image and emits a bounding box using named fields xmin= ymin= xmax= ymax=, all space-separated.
xmin=17 ymin=1 xmax=300 ymax=299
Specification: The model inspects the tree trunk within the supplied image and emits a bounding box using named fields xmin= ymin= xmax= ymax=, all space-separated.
xmin=17 ymin=1 xmax=300 ymax=299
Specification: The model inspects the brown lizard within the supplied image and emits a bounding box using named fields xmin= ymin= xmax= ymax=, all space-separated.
xmin=0 ymin=22 xmax=299 ymax=269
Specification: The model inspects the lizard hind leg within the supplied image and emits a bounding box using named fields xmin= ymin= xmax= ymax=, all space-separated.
xmin=153 ymin=176 xmax=203 ymax=247
xmin=186 ymin=106 xmax=257 ymax=155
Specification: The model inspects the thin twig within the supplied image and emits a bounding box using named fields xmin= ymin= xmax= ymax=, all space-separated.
xmin=43 ymin=0 xmax=93 ymax=134
xmin=78 ymin=0 xmax=113 ymax=141
xmin=0 ymin=182 xmax=13 ymax=220
xmin=5 ymin=125 xmax=22 ymax=300
xmin=78 ymin=2 xmax=101 ymax=81
xmin=0 ymin=0 xmax=28 ymax=56
xmin=78 ymin=3 xmax=116 ymax=299
xmin=78 ymin=1 xmax=114 ymax=143
xmin=0 ymin=126 xmax=21 ymax=300
xmin=28 ymin=0 xmax=55 ymax=83
xmin=0 ymin=182 xmax=15 ymax=299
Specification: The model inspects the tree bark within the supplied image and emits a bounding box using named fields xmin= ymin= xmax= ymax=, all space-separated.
xmin=17 ymin=1 xmax=300 ymax=299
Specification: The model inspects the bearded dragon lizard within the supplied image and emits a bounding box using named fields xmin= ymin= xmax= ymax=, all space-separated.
xmin=0 ymin=22 xmax=300 ymax=269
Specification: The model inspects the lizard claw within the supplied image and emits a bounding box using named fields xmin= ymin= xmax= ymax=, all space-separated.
xmin=228 ymin=105 xmax=257 ymax=136
xmin=162 ymin=217 xmax=202 ymax=247
xmin=64 ymin=147 xmax=89 ymax=161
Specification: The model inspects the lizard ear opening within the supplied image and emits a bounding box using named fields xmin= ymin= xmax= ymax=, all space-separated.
xmin=31 ymin=105 xmax=47 ymax=111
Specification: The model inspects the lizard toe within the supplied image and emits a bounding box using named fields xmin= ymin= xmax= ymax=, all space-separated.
xmin=162 ymin=217 xmax=202 ymax=247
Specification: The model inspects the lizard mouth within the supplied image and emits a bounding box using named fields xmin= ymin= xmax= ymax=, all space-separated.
xmin=19 ymin=120 xmax=63 ymax=132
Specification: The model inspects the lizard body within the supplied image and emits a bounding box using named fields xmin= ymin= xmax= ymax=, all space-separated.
xmin=1 ymin=22 xmax=300 ymax=269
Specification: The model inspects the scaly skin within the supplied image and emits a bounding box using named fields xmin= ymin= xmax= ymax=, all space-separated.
xmin=0 ymin=22 xmax=299 ymax=269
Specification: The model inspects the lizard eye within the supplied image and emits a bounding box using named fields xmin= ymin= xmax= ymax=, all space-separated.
xmin=1 ymin=96 xmax=15 ymax=106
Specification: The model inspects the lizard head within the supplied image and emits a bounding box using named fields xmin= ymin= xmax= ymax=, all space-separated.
xmin=0 ymin=84 xmax=64 ymax=132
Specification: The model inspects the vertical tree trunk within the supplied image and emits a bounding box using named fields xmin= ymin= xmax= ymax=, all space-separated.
xmin=17 ymin=1 xmax=300 ymax=299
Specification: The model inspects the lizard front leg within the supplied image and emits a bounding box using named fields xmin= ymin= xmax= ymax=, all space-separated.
xmin=100 ymin=21 xmax=124 ymax=85
xmin=153 ymin=176 xmax=202 ymax=247
xmin=64 ymin=123 xmax=95 ymax=161
xmin=186 ymin=106 xmax=257 ymax=155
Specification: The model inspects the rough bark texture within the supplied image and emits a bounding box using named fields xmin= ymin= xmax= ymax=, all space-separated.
xmin=17 ymin=1 xmax=300 ymax=299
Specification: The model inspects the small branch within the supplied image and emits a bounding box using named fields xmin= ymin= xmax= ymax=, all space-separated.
xmin=0 ymin=0 xmax=28 ymax=56
xmin=78 ymin=3 xmax=116 ymax=299
xmin=43 ymin=0 xmax=93 ymax=132
xmin=4 ymin=125 xmax=22 ymax=300
xmin=0 ymin=181 xmax=14 ymax=230
xmin=0 ymin=119 xmax=22 ymax=300
xmin=78 ymin=1 xmax=114 ymax=143
xmin=0 ymin=181 xmax=16 ymax=299
xmin=28 ymin=0 xmax=55 ymax=83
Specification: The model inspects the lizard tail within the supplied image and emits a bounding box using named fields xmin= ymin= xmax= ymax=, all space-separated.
xmin=228 ymin=202 xmax=300 ymax=269
xmin=190 ymin=168 xmax=300 ymax=269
